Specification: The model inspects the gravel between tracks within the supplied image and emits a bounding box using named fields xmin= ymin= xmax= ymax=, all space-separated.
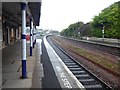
xmin=49 ymin=36 xmax=120 ymax=89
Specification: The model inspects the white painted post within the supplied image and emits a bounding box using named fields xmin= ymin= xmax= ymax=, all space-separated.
xmin=7 ymin=27 xmax=10 ymax=45
xmin=16 ymin=28 xmax=18 ymax=40
xmin=21 ymin=2 xmax=27 ymax=78
xmin=34 ymin=26 xmax=36 ymax=45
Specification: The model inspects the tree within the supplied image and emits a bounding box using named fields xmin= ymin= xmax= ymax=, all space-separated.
xmin=91 ymin=1 xmax=120 ymax=38
xmin=60 ymin=21 xmax=84 ymax=37
xmin=61 ymin=1 xmax=120 ymax=39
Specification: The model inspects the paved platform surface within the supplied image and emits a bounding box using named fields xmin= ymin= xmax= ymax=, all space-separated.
xmin=2 ymin=39 xmax=43 ymax=89
xmin=41 ymin=39 xmax=61 ymax=88
xmin=1 ymin=35 xmax=85 ymax=89
xmin=1 ymin=35 xmax=62 ymax=89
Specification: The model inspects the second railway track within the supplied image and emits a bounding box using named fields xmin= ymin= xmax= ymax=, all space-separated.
xmin=46 ymin=36 xmax=112 ymax=90
xmin=60 ymin=36 xmax=120 ymax=57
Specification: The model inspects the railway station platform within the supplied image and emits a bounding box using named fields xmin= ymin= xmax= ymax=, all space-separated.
xmin=2 ymin=39 xmax=43 ymax=89
xmin=2 ymin=36 xmax=86 ymax=89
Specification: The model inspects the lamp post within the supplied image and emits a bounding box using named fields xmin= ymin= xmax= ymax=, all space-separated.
xmin=101 ymin=23 xmax=105 ymax=41
xmin=102 ymin=26 xmax=105 ymax=39
xmin=78 ymin=31 xmax=81 ymax=39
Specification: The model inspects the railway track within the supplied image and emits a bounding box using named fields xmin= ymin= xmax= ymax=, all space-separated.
xmin=46 ymin=36 xmax=112 ymax=90
xmin=60 ymin=36 xmax=120 ymax=57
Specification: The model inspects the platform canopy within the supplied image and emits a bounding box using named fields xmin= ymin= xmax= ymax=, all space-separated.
xmin=2 ymin=1 xmax=41 ymax=27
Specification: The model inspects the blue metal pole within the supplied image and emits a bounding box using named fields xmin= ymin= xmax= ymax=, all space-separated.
xmin=30 ymin=18 xmax=33 ymax=56
xmin=21 ymin=2 xmax=27 ymax=78
xmin=34 ymin=26 xmax=36 ymax=45
xmin=33 ymin=26 xmax=35 ymax=48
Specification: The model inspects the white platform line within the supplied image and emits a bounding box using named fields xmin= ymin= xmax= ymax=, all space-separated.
xmin=44 ymin=36 xmax=85 ymax=89
xmin=36 ymin=39 xmax=42 ymax=55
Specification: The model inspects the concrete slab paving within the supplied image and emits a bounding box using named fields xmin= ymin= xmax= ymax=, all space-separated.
xmin=2 ymin=79 xmax=32 ymax=88
xmin=31 ymin=78 xmax=42 ymax=88
xmin=2 ymin=65 xmax=21 ymax=73
xmin=2 ymin=72 xmax=21 ymax=80
xmin=2 ymin=39 xmax=43 ymax=89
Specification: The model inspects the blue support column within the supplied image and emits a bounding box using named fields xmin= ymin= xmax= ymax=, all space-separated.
xmin=33 ymin=26 xmax=35 ymax=48
xmin=30 ymin=18 xmax=33 ymax=56
xmin=21 ymin=2 xmax=27 ymax=78
xmin=32 ymin=26 xmax=34 ymax=48
xmin=34 ymin=26 xmax=36 ymax=45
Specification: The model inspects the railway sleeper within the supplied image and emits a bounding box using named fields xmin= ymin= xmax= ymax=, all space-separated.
xmin=75 ymin=74 xmax=89 ymax=78
xmin=81 ymin=80 xmax=100 ymax=85
xmin=84 ymin=84 xmax=102 ymax=89
xmin=60 ymin=56 xmax=69 ymax=59
xmin=73 ymin=71 xmax=87 ymax=75
xmin=65 ymin=63 xmax=77 ymax=66
xmin=77 ymin=75 xmax=92 ymax=79
xmin=72 ymin=70 xmax=86 ymax=75
xmin=67 ymin=65 xmax=79 ymax=68
xmin=79 ymin=78 xmax=95 ymax=82
xmin=63 ymin=60 xmax=75 ymax=63
xmin=69 ymin=67 xmax=82 ymax=71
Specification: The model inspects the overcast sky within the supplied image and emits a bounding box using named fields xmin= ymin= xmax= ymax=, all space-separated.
xmin=39 ymin=0 xmax=119 ymax=32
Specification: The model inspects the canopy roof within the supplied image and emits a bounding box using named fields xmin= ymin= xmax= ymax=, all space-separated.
xmin=2 ymin=2 xmax=41 ymax=27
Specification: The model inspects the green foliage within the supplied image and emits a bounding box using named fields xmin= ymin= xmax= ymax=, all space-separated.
xmin=92 ymin=1 xmax=120 ymax=38
xmin=91 ymin=28 xmax=102 ymax=38
xmin=60 ymin=22 xmax=84 ymax=37
xmin=61 ymin=1 xmax=120 ymax=39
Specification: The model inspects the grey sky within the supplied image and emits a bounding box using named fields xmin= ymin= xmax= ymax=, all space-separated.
xmin=39 ymin=0 xmax=119 ymax=31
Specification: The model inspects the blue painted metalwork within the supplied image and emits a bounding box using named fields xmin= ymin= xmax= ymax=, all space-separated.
xmin=21 ymin=2 xmax=26 ymax=10
xmin=33 ymin=42 xmax=35 ymax=48
xmin=30 ymin=46 xmax=32 ymax=56
xmin=33 ymin=27 xmax=35 ymax=48
xmin=21 ymin=34 xmax=26 ymax=39
xmin=21 ymin=2 xmax=27 ymax=78
xmin=30 ymin=18 xmax=33 ymax=56
xmin=22 ymin=60 xmax=27 ymax=78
